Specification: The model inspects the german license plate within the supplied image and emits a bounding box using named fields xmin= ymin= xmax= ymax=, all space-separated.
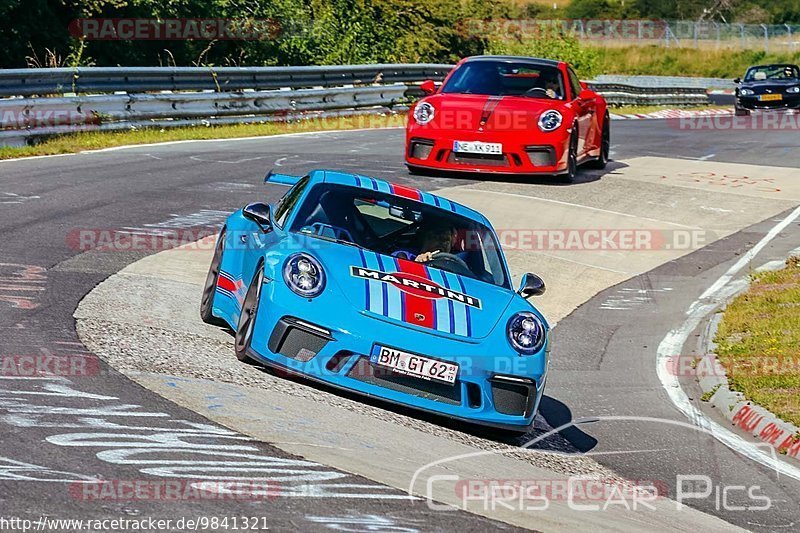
xmin=453 ymin=140 xmax=502 ymax=155
xmin=370 ymin=346 xmax=458 ymax=384
xmin=759 ymin=94 xmax=783 ymax=102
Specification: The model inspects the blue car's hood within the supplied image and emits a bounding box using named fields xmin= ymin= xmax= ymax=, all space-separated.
xmin=292 ymin=234 xmax=515 ymax=339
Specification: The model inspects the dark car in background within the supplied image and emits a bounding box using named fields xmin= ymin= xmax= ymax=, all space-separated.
xmin=734 ymin=64 xmax=800 ymax=115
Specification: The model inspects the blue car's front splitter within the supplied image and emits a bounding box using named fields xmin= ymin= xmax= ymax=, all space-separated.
xmin=245 ymin=346 xmax=543 ymax=432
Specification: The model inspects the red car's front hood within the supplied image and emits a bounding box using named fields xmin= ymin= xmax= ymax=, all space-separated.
xmin=422 ymin=94 xmax=564 ymax=133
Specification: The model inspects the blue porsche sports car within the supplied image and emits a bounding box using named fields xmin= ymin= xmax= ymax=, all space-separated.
xmin=200 ymin=169 xmax=550 ymax=431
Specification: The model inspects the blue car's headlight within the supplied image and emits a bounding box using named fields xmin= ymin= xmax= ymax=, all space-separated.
xmin=507 ymin=312 xmax=546 ymax=355
xmin=283 ymin=253 xmax=325 ymax=298
xmin=740 ymin=88 xmax=755 ymax=96
xmin=787 ymin=86 xmax=800 ymax=94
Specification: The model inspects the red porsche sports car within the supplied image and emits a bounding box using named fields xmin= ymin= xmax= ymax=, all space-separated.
xmin=405 ymin=56 xmax=610 ymax=182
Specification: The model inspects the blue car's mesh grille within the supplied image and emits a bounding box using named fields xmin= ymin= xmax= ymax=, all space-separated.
xmin=347 ymin=357 xmax=461 ymax=405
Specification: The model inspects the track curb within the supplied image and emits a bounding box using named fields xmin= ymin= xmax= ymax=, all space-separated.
xmin=696 ymin=254 xmax=800 ymax=462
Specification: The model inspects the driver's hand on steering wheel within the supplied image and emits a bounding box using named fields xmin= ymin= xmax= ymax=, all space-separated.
xmin=415 ymin=250 xmax=440 ymax=263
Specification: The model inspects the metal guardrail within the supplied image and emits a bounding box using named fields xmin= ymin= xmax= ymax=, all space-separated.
xmin=587 ymin=82 xmax=710 ymax=106
xmin=591 ymin=75 xmax=734 ymax=91
xmin=0 ymin=64 xmax=452 ymax=97
xmin=0 ymin=64 xmax=714 ymax=146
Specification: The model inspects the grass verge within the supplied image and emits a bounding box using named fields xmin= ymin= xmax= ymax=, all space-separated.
xmin=714 ymin=256 xmax=800 ymax=427
xmin=594 ymin=46 xmax=800 ymax=79
xmin=0 ymin=113 xmax=407 ymax=161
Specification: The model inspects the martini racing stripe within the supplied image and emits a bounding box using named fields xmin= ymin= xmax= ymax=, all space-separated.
xmin=390 ymin=184 xmax=422 ymax=201
xmin=350 ymin=260 xmax=480 ymax=335
xmin=395 ymin=259 xmax=435 ymax=329
xmin=375 ymin=253 xmax=403 ymax=320
xmin=216 ymin=270 xmax=237 ymax=298
xmin=442 ymin=271 xmax=469 ymax=337
xmin=431 ymin=270 xmax=456 ymax=333
xmin=427 ymin=268 xmax=454 ymax=334
xmin=419 ymin=191 xmax=439 ymax=207
xmin=454 ymin=274 xmax=473 ymax=338
xmin=357 ymin=248 xmax=372 ymax=312
xmin=361 ymin=250 xmax=384 ymax=317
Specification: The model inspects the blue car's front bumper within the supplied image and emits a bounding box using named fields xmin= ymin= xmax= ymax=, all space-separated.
xmin=239 ymin=279 xmax=548 ymax=431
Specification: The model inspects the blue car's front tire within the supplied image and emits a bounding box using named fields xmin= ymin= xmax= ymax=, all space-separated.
xmin=235 ymin=265 xmax=263 ymax=364
xmin=200 ymin=227 xmax=228 ymax=327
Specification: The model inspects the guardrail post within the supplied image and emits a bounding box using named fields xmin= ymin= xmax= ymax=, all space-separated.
xmin=787 ymin=24 xmax=794 ymax=52
xmin=740 ymin=24 xmax=745 ymax=49
xmin=761 ymin=24 xmax=769 ymax=53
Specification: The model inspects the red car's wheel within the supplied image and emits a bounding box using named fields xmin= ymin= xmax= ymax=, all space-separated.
xmin=563 ymin=127 xmax=579 ymax=183
xmin=587 ymin=113 xmax=610 ymax=170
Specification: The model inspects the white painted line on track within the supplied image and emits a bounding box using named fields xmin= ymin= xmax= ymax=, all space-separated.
xmin=698 ymin=206 xmax=800 ymax=302
xmin=475 ymin=189 xmax=701 ymax=229
xmin=657 ymin=205 xmax=800 ymax=482
xmin=698 ymin=153 xmax=716 ymax=161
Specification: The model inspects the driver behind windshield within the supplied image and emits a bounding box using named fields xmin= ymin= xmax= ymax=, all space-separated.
xmin=543 ymin=75 xmax=561 ymax=99
xmin=392 ymin=220 xmax=457 ymax=263
xmin=414 ymin=223 xmax=457 ymax=263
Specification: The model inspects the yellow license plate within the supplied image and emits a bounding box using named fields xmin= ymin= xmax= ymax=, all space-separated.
xmin=759 ymin=94 xmax=783 ymax=102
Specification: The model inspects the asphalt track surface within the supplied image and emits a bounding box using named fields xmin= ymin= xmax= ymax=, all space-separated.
xmin=1 ymin=120 xmax=799 ymax=531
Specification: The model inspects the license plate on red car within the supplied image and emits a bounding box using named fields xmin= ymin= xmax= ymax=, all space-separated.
xmin=370 ymin=346 xmax=458 ymax=384
xmin=453 ymin=140 xmax=502 ymax=155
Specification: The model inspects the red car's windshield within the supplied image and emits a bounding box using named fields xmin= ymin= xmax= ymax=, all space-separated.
xmin=441 ymin=61 xmax=565 ymax=100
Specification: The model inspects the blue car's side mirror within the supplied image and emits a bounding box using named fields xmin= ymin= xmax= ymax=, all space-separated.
xmin=243 ymin=202 xmax=273 ymax=233
xmin=518 ymin=273 xmax=546 ymax=299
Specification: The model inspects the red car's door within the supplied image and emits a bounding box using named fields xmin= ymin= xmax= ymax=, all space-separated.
xmin=567 ymin=67 xmax=596 ymax=157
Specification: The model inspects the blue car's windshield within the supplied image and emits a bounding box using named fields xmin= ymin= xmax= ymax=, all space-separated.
xmin=289 ymin=184 xmax=510 ymax=288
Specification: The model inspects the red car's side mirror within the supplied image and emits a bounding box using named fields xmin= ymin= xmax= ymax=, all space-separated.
xmin=578 ymin=88 xmax=595 ymax=101
xmin=420 ymin=80 xmax=436 ymax=95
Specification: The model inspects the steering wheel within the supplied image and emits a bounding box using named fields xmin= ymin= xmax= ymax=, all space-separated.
xmin=523 ymin=87 xmax=551 ymax=98
xmin=425 ymin=253 xmax=472 ymax=277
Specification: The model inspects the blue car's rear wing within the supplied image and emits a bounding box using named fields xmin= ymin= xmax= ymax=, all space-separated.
xmin=265 ymin=169 xmax=302 ymax=186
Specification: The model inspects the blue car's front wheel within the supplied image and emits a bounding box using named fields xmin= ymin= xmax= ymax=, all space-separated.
xmin=200 ymin=227 xmax=228 ymax=327
xmin=234 ymin=265 xmax=263 ymax=364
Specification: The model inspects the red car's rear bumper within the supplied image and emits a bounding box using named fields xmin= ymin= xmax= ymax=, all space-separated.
xmin=405 ymin=130 xmax=570 ymax=175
